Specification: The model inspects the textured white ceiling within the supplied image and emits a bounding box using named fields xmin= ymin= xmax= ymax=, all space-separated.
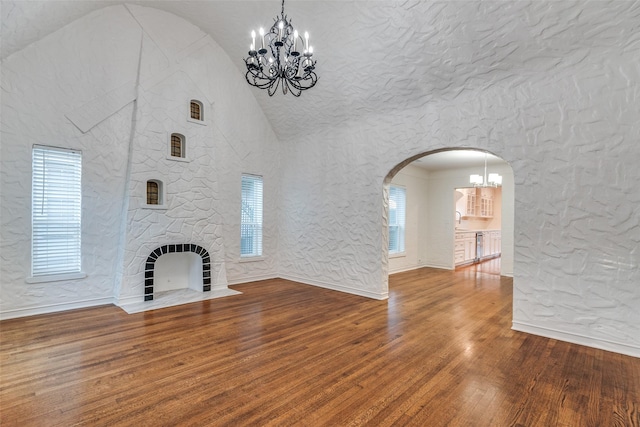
xmin=3 ymin=1 xmax=639 ymax=142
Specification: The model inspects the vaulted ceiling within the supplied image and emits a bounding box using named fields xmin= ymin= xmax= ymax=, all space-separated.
xmin=3 ymin=1 xmax=639 ymax=144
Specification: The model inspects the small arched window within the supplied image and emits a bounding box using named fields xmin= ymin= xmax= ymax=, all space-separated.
xmin=190 ymin=100 xmax=203 ymax=121
xmin=170 ymin=133 xmax=185 ymax=158
xmin=147 ymin=180 xmax=160 ymax=205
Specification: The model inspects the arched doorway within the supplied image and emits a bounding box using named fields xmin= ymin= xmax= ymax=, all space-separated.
xmin=381 ymin=148 xmax=514 ymax=288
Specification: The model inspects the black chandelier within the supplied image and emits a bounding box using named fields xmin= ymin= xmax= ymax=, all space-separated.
xmin=244 ymin=0 xmax=317 ymax=96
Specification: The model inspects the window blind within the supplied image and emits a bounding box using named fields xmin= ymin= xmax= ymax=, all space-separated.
xmin=388 ymin=185 xmax=406 ymax=254
xmin=32 ymin=146 xmax=82 ymax=276
xmin=240 ymin=174 xmax=263 ymax=257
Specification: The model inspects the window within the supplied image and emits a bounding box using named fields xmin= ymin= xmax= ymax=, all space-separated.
xmin=190 ymin=100 xmax=203 ymax=121
xmin=143 ymin=179 xmax=165 ymax=209
xmin=240 ymin=174 xmax=263 ymax=257
xmin=388 ymin=185 xmax=406 ymax=254
xmin=147 ymin=181 xmax=159 ymax=205
xmin=170 ymin=134 xmax=184 ymax=158
xmin=31 ymin=146 xmax=82 ymax=277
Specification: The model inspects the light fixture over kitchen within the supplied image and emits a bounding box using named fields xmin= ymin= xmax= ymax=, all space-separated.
xmin=244 ymin=0 xmax=317 ymax=96
xmin=470 ymin=153 xmax=502 ymax=187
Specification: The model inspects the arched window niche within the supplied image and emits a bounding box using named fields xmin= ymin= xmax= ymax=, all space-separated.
xmin=168 ymin=133 xmax=189 ymax=162
xmin=145 ymin=179 xmax=166 ymax=209
xmin=188 ymin=99 xmax=207 ymax=128
xmin=189 ymin=100 xmax=204 ymax=122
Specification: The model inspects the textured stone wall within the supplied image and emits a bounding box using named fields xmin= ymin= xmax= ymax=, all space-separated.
xmin=1 ymin=2 xmax=638 ymax=357
xmin=115 ymin=5 xmax=280 ymax=303
xmin=1 ymin=5 xmax=281 ymax=316
xmin=279 ymin=65 xmax=639 ymax=355
xmin=0 ymin=6 xmax=141 ymax=317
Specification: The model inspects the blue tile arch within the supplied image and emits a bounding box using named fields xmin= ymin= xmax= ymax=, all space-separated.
xmin=144 ymin=244 xmax=212 ymax=301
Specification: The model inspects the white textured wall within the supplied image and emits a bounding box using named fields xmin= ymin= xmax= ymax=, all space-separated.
xmin=279 ymin=131 xmax=390 ymax=299
xmin=0 ymin=6 xmax=141 ymax=317
xmin=115 ymin=5 xmax=281 ymax=303
xmin=1 ymin=5 xmax=281 ymax=316
xmin=279 ymin=70 xmax=639 ymax=356
xmin=1 ymin=3 xmax=638 ymax=357
xmin=388 ymin=165 xmax=430 ymax=274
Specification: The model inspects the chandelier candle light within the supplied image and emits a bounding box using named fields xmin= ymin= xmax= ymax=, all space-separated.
xmin=245 ymin=0 xmax=317 ymax=96
xmin=470 ymin=153 xmax=503 ymax=187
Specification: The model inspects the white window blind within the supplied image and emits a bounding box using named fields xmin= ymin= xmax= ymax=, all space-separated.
xmin=32 ymin=146 xmax=82 ymax=276
xmin=388 ymin=185 xmax=406 ymax=254
xmin=241 ymin=174 xmax=263 ymax=257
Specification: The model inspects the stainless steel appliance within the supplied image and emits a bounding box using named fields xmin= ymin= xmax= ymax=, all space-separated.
xmin=475 ymin=232 xmax=484 ymax=262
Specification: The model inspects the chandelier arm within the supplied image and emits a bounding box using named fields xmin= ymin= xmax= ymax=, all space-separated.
xmin=268 ymin=76 xmax=281 ymax=96
xmin=282 ymin=77 xmax=303 ymax=97
xmin=245 ymin=66 xmax=279 ymax=91
xmin=287 ymin=71 xmax=317 ymax=91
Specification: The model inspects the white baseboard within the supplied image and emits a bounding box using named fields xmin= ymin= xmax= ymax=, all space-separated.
xmin=424 ymin=263 xmax=454 ymax=271
xmin=227 ymin=273 xmax=278 ymax=286
xmin=512 ymin=321 xmax=640 ymax=358
xmin=388 ymin=263 xmax=423 ymax=274
xmin=0 ymin=297 xmax=115 ymax=320
xmin=279 ymin=273 xmax=388 ymax=300
xmin=388 ymin=263 xmax=453 ymax=274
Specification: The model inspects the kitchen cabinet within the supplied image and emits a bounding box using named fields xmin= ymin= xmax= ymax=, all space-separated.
xmin=454 ymin=231 xmax=477 ymax=265
xmin=486 ymin=231 xmax=501 ymax=257
xmin=466 ymin=190 xmax=477 ymax=216
xmin=480 ymin=230 xmax=502 ymax=259
xmin=457 ymin=187 xmax=494 ymax=219
xmin=454 ymin=230 xmax=501 ymax=266
xmin=479 ymin=188 xmax=494 ymax=217
xmin=464 ymin=238 xmax=476 ymax=261
xmin=456 ymin=188 xmax=476 ymax=217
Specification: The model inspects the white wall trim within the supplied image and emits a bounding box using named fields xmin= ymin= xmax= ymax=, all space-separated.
xmin=227 ymin=273 xmax=278 ymax=286
xmin=388 ymin=262 xmax=431 ymax=275
xmin=279 ymin=274 xmax=389 ymax=300
xmin=0 ymin=297 xmax=115 ymax=320
xmin=512 ymin=321 xmax=640 ymax=359
xmin=423 ymin=262 xmax=454 ymax=271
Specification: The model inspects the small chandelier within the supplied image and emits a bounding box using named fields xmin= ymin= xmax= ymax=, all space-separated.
xmin=244 ymin=0 xmax=317 ymax=96
xmin=470 ymin=153 xmax=502 ymax=187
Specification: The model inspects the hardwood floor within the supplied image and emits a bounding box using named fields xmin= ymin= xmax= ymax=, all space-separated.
xmin=1 ymin=268 xmax=638 ymax=426
xmin=456 ymin=256 xmax=502 ymax=275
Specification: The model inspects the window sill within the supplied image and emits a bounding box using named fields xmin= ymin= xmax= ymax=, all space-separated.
xmin=26 ymin=272 xmax=87 ymax=284
xmin=187 ymin=118 xmax=206 ymax=126
xmin=389 ymin=252 xmax=406 ymax=259
xmin=166 ymin=156 xmax=190 ymax=163
xmin=239 ymin=256 xmax=264 ymax=263
xmin=142 ymin=204 xmax=167 ymax=210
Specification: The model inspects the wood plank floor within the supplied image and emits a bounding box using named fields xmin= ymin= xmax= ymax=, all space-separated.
xmin=1 ymin=267 xmax=638 ymax=426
